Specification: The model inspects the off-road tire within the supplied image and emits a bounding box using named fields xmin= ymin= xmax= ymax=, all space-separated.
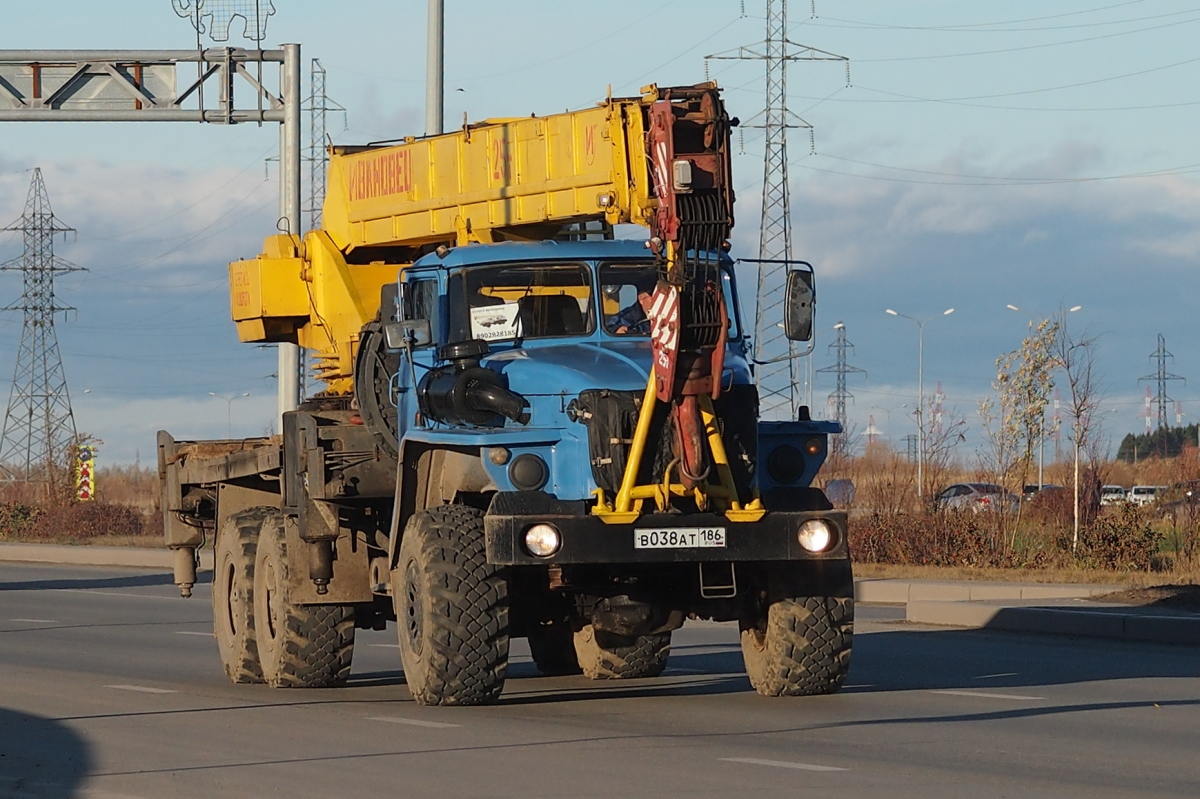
xmin=212 ymin=507 xmax=273 ymax=684
xmin=253 ymin=514 xmax=355 ymax=688
xmin=527 ymin=621 xmax=582 ymax=676
xmin=740 ymin=596 xmax=853 ymax=697
xmin=393 ymin=505 xmax=509 ymax=705
xmin=573 ymin=625 xmax=671 ymax=680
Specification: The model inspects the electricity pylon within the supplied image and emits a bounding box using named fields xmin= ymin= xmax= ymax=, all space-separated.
xmin=707 ymin=0 xmax=848 ymax=420
xmin=0 ymin=169 xmax=84 ymax=486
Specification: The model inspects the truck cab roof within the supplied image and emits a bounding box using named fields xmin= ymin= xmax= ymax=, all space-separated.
xmin=410 ymin=239 xmax=732 ymax=271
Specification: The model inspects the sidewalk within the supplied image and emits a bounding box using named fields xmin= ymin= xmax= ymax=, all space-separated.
xmin=857 ymin=578 xmax=1200 ymax=647
xmin=1 ymin=544 xmax=1196 ymax=647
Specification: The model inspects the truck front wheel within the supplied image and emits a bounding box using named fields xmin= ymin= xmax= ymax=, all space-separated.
xmin=573 ymin=625 xmax=671 ymax=680
xmin=392 ymin=505 xmax=509 ymax=705
xmin=213 ymin=507 xmax=272 ymax=684
xmin=740 ymin=596 xmax=853 ymax=697
xmin=253 ymin=514 xmax=355 ymax=688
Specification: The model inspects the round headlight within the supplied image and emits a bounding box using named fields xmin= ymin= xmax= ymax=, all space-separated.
xmin=797 ymin=519 xmax=834 ymax=553
xmin=524 ymin=523 xmax=562 ymax=558
xmin=509 ymin=453 xmax=548 ymax=491
xmin=767 ymin=444 xmax=805 ymax=484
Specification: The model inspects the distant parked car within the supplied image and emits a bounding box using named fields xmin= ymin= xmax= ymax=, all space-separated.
xmin=934 ymin=482 xmax=1020 ymax=513
xmin=1022 ymin=484 xmax=1063 ymax=501
xmin=1128 ymin=485 xmax=1168 ymax=507
xmin=1100 ymin=485 xmax=1128 ymax=506
xmin=824 ymin=478 xmax=855 ymax=507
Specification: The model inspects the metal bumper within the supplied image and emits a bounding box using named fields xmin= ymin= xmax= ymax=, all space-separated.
xmin=483 ymin=492 xmax=848 ymax=566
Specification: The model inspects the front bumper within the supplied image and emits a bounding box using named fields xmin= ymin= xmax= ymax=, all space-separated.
xmin=484 ymin=492 xmax=848 ymax=566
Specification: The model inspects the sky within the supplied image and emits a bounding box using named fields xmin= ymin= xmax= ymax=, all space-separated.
xmin=2 ymin=0 xmax=1200 ymax=466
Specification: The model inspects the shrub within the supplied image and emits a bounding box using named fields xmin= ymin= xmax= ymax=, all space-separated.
xmin=24 ymin=501 xmax=146 ymax=541
xmin=1069 ymin=504 xmax=1161 ymax=572
xmin=0 ymin=501 xmax=38 ymax=540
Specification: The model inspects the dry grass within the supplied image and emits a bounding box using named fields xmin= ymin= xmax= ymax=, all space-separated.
xmin=852 ymin=562 xmax=1199 ymax=588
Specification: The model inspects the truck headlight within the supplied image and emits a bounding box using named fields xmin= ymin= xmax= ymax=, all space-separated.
xmin=797 ymin=519 xmax=834 ymax=553
xmin=523 ymin=524 xmax=562 ymax=558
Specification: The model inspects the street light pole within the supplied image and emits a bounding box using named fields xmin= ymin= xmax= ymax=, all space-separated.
xmin=886 ymin=308 xmax=954 ymax=499
xmin=209 ymin=392 xmax=250 ymax=439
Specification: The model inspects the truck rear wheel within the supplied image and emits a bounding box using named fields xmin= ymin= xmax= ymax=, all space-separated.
xmin=573 ymin=625 xmax=671 ymax=680
xmin=253 ymin=514 xmax=355 ymax=688
xmin=740 ymin=596 xmax=853 ymax=697
xmin=526 ymin=621 xmax=582 ymax=676
xmin=213 ymin=507 xmax=272 ymax=684
xmin=393 ymin=505 xmax=509 ymax=705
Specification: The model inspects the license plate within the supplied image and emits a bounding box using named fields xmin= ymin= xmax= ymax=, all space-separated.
xmin=634 ymin=527 xmax=727 ymax=549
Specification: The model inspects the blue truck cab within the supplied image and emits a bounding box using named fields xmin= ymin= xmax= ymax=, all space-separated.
xmin=380 ymin=239 xmax=854 ymax=702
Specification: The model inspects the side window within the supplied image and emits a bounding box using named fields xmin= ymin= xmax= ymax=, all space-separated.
xmin=403 ymin=278 xmax=437 ymax=322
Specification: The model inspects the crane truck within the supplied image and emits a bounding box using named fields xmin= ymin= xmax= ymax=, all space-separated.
xmin=157 ymin=82 xmax=852 ymax=705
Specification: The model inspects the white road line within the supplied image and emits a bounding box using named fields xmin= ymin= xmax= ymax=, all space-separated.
xmin=105 ymin=685 xmax=177 ymax=694
xmin=367 ymin=716 xmax=460 ymax=729
xmin=975 ymin=672 xmax=1019 ymax=679
xmin=175 ymin=631 xmax=213 ymax=637
xmin=930 ymin=689 xmax=1043 ymax=701
xmin=9 ymin=618 xmax=58 ymax=623
xmin=370 ymin=643 xmax=401 ymax=648
xmin=720 ymin=757 xmax=846 ymax=772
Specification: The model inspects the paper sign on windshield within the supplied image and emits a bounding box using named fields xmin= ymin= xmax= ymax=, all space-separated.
xmin=470 ymin=303 xmax=522 ymax=341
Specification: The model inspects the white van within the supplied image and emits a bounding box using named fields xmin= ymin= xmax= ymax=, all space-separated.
xmin=1128 ymin=485 xmax=1167 ymax=507
xmin=1100 ymin=485 xmax=1128 ymax=506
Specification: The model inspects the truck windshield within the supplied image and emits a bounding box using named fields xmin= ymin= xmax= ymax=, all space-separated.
xmin=449 ymin=262 xmax=594 ymax=343
xmin=598 ymin=261 xmax=740 ymax=338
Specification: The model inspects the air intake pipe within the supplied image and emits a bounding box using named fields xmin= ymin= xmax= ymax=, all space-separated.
xmin=417 ymin=340 xmax=530 ymax=426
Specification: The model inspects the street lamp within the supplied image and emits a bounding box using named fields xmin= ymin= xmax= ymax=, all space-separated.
xmin=1006 ymin=303 xmax=1081 ymax=490
xmin=885 ymin=307 xmax=954 ymax=499
xmin=209 ymin=392 xmax=250 ymax=438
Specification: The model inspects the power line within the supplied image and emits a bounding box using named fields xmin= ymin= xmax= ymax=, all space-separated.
xmin=815 ymin=322 xmax=866 ymax=453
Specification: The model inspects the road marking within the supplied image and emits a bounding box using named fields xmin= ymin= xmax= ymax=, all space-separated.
xmin=175 ymin=631 xmax=213 ymax=637
xmin=975 ymin=672 xmax=1019 ymax=679
xmin=930 ymin=690 xmax=1043 ymax=701
xmin=9 ymin=618 xmax=57 ymax=623
xmin=720 ymin=757 xmax=846 ymax=772
xmin=106 ymin=685 xmax=177 ymax=694
xmin=367 ymin=716 xmax=460 ymax=729
xmin=370 ymin=643 xmax=401 ymax=649
xmin=663 ymin=667 xmax=706 ymax=674
xmin=52 ymin=588 xmax=179 ymax=601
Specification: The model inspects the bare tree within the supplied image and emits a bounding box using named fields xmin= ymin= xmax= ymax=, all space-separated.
xmin=977 ymin=319 xmax=1059 ymax=546
xmin=1052 ymin=317 xmax=1103 ymax=551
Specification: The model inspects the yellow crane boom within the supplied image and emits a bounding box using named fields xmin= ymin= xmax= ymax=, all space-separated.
xmin=228 ymin=82 xmax=731 ymax=395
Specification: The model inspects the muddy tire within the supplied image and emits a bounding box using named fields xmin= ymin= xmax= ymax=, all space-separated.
xmin=212 ymin=507 xmax=272 ymax=684
xmin=573 ymin=625 xmax=671 ymax=680
xmin=527 ymin=621 xmax=582 ymax=676
xmin=740 ymin=596 xmax=853 ymax=697
xmin=253 ymin=514 xmax=355 ymax=688
xmin=393 ymin=505 xmax=509 ymax=705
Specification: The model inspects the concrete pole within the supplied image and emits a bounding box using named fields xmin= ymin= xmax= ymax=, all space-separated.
xmin=426 ymin=0 xmax=444 ymax=136
xmin=917 ymin=323 xmax=924 ymax=500
xmin=277 ymin=43 xmax=303 ymax=428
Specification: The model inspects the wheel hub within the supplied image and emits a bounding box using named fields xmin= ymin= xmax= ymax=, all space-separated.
xmin=403 ymin=560 xmax=424 ymax=655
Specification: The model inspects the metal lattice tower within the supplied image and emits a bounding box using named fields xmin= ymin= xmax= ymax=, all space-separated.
xmin=707 ymin=0 xmax=848 ymax=420
xmin=1139 ymin=333 xmax=1185 ymax=430
xmin=815 ymin=322 xmax=865 ymax=436
xmin=0 ymin=169 xmax=85 ymax=484
xmin=304 ymin=58 xmax=346 ymax=233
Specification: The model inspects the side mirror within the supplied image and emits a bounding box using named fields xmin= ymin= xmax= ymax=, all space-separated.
xmin=384 ymin=319 xmax=432 ymax=349
xmin=783 ymin=268 xmax=815 ymax=341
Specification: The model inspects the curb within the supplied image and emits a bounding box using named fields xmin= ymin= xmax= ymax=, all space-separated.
xmin=906 ymin=599 xmax=1200 ymax=647
xmin=0 ymin=543 xmax=214 ymax=570
xmin=854 ymin=578 xmax=1117 ymax=603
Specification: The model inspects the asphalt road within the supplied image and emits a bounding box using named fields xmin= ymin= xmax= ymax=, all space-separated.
xmin=1 ymin=562 xmax=1197 ymax=799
